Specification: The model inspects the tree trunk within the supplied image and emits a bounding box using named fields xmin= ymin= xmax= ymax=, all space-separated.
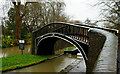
xmin=14 ymin=2 xmax=21 ymax=39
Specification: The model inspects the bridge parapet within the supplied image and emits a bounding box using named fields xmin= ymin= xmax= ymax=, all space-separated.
xmin=87 ymin=28 xmax=118 ymax=73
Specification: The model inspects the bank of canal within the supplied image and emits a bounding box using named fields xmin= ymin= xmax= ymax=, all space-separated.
xmin=1 ymin=54 xmax=53 ymax=72
xmin=1 ymin=45 xmax=86 ymax=72
xmin=7 ymin=54 xmax=86 ymax=72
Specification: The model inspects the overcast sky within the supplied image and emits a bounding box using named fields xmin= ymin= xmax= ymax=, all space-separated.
xmin=64 ymin=0 xmax=100 ymax=23
xmin=0 ymin=0 xmax=101 ymax=25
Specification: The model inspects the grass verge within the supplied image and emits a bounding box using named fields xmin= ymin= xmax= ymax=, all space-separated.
xmin=0 ymin=54 xmax=52 ymax=71
xmin=55 ymin=46 xmax=76 ymax=55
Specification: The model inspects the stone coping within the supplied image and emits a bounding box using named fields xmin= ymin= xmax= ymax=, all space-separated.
xmin=90 ymin=28 xmax=118 ymax=72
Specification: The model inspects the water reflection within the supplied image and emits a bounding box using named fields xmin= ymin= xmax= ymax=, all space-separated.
xmin=9 ymin=54 xmax=85 ymax=72
xmin=0 ymin=45 xmax=31 ymax=58
xmin=65 ymin=53 xmax=83 ymax=60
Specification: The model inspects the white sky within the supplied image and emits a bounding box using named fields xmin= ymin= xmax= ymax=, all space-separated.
xmin=0 ymin=0 xmax=102 ymax=25
xmin=64 ymin=0 xmax=100 ymax=23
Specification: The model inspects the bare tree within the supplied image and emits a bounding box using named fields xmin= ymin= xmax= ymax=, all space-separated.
xmin=24 ymin=1 xmax=69 ymax=32
xmin=11 ymin=0 xmax=29 ymax=39
xmin=96 ymin=0 xmax=120 ymax=29
xmin=84 ymin=18 xmax=97 ymax=26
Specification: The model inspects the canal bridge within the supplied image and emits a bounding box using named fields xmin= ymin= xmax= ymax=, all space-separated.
xmin=31 ymin=22 xmax=118 ymax=73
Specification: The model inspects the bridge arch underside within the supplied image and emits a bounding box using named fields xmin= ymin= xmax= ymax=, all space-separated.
xmin=36 ymin=33 xmax=88 ymax=61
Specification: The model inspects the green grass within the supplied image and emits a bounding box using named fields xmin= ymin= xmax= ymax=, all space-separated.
xmin=65 ymin=46 xmax=76 ymax=51
xmin=55 ymin=46 xmax=76 ymax=55
xmin=0 ymin=54 xmax=52 ymax=71
xmin=0 ymin=46 xmax=76 ymax=71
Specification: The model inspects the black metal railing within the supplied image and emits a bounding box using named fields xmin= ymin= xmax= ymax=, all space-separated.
xmin=32 ymin=22 xmax=118 ymax=45
xmin=33 ymin=23 xmax=90 ymax=44
xmin=76 ymin=24 xmax=118 ymax=35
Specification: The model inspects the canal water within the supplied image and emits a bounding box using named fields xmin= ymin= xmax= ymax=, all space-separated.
xmin=0 ymin=45 xmax=31 ymax=58
xmin=9 ymin=54 xmax=86 ymax=72
xmin=1 ymin=45 xmax=86 ymax=72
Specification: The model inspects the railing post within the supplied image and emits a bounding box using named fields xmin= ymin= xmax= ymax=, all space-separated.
xmin=79 ymin=28 xmax=81 ymax=40
xmin=86 ymin=29 xmax=89 ymax=43
xmin=65 ymin=25 xmax=67 ymax=34
xmin=69 ymin=25 xmax=71 ymax=33
xmin=83 ymin=28 xmax=84 ymax=41
xmin=61 ymin=28 xmax=63 ymax=33
xmin=73 ymin=26 xmax=74 ymax=34
xmin=77 ymin=27 xmax=79 ymax=34
xmin=58 ymin=29 xmax=60 ymax=33
xmin=84 ymin=29 xmax=86 ymax=42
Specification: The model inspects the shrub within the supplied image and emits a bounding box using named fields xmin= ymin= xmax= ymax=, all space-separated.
xmin=2 ymin=36 xmax=19 ymax=48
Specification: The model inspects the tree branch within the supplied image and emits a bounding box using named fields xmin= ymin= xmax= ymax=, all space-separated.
xmin=21 ymin=3 xmax=27 ymax=18
xmin=98 ymin=19 xmax=117 ymax=25
xmin=11 ymin=0 xmax=16 ymax=5
xmin=21 ymin=2 xmax=30 ymax=18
